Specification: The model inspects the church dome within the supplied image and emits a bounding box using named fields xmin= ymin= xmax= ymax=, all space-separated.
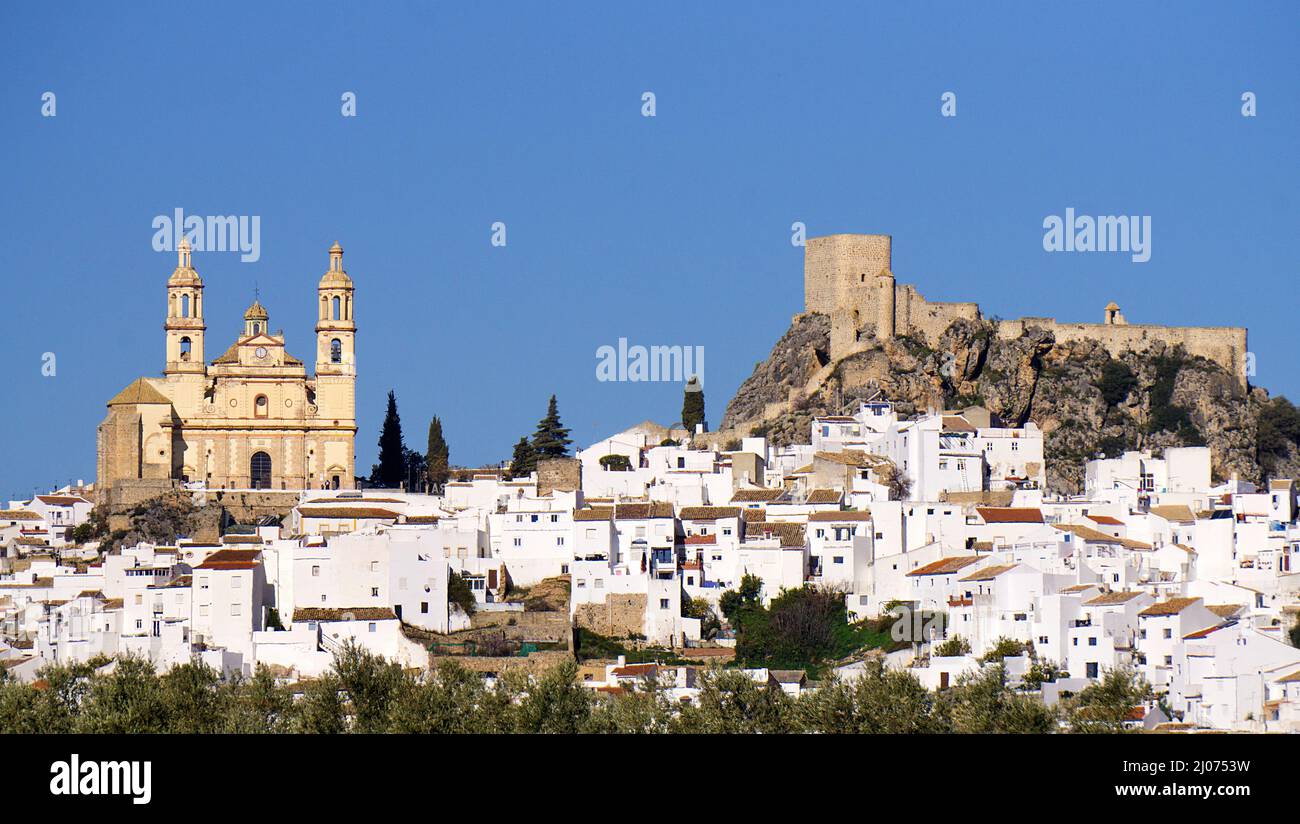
xmin=319 ymin=269 xmax=352 ymax=286
xmin=320 ymin=241 xmax=353 ymax=287
xmin=243 ymin=300 xmax=269 ymax=321
xmin=168 ymin=238 xmax=203 ymax=286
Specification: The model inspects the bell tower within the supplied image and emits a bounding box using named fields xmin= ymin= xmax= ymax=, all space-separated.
xmin=316 ymin=241 xmax=356 ymax=376
xmin=165 ymin=237 xmax=206 ymax=374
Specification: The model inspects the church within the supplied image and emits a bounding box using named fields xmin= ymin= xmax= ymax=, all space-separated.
xmin=96 ymin=238 xmax=358 ymax=493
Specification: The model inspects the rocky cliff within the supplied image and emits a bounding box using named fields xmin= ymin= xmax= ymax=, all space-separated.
xmin=722 ymin=314 xmax=1300 ymax=493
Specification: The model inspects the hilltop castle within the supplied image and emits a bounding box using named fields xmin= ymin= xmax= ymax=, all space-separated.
xmin=96 ymin=239 xmax=358 ymax=494
xmin=804 ymin=233 xmax=1248 ymax=387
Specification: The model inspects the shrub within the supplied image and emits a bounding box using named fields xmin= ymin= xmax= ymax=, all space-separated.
xmin=1096 ymin=360 xmax=1137 ymax=407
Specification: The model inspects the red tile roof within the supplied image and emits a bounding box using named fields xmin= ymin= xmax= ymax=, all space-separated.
xmin=194 ymin=549 xmax=261 ymax=570
xmin=976 ymin=507 xmax=1044 ymax=524
xmin=907 ymin=556 xmax=982 ymax=577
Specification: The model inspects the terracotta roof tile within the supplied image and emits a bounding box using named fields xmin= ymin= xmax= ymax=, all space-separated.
xmin=907 ymin=556 xmax=982 ymax=577
xmin=293 ymin=607 xmax=396 ymax=622
xmin=1083 ymin=590 xmax=1144 ymax=606
xmin=976 ymin=507 xmax=1044 ymax=524
xmin=807 ymin=510 xmax=871 ymax=522
xmin=195 ymin=549 xmax=261 ymax=570
xmin=731 ymin=488 xmax=784 ymax=503
xmin=959 ymin=563 xmax=1019 ymax=582
xmin=1139 ymin=597 xmax=1202 ymax=617
xmin=299 ymin=507 xmax=401 ymax=519
xmin=678 ymin=506 xmax=741 ymax=521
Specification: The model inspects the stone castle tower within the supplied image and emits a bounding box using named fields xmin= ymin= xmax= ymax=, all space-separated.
xmin=97 ymin=241 xmax=359 ymax=494
xmin=803 ymin=233 xmax=1248 ymax=388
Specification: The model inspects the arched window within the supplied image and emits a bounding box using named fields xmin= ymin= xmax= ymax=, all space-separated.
xmin=181 ymin=294 xmax=191 ymax=317
xmin=332 ymin=296 xmax=341 ymax=320
xmin=250 ymin=451 xmax=272 ymax=489
xmin=254 ymin=394 xmax=269 ymax=418
xmin=330 ymin=338 xmax=342 ymax=363
xmin=179 ymin=336 xmax=191 ymax=361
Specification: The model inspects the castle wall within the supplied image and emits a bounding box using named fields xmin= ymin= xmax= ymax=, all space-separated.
xmin=998 ymin=320 xmax=1247 ymax=386
xmin=805 ymin=233 xmax=1248 ymax=389
xmin=895 ymin=285 xmax=981 ymax=345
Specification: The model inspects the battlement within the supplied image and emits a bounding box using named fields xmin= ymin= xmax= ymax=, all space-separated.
xmin=804 ymin=233 xmax=1248 ymax=388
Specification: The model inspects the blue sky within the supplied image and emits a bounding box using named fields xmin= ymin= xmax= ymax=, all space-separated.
xmin=0 ymin=1 xmax=1296 ymax=499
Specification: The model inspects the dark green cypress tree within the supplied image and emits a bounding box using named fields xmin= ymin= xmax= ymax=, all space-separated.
xmin=509 ymin=437 xmax=536 ymax=478
xmin=373 ymin=390 xmax=406 ymax=487
xmin=531 ymin=395 xmax=572 ymax=459
xmin=426 ymin=416 xmax=450 ymax=493
xmin=682 ymin=376 xmax=705 ymax=432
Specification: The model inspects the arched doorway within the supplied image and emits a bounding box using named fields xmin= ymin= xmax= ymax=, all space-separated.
xmin=250 ymin=451 xmax=272 ymax=489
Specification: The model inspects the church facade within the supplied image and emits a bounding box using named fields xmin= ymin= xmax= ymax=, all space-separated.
xmin=96 ymin=239 xmax=358 ymax=493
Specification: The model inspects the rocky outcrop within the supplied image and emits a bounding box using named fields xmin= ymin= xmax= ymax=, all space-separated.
xmin=721 ymin=313 xmax=831 ymax=428
xmin=724 ymin=313 xmax=1300 ymax=493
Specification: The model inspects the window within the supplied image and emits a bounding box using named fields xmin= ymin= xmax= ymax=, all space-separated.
xmin=199 ymin=605 xmax=209 ymax=617
xmin=179 ymin=336 xmax=191 ymax=360
xmin=254 ymin=394 xmax=269 ymax=418
xmin=659 ymin=599 xmax=670 ymax=609
xmin=1088 ymin=637 xmax=1097 ymax=646
xmin=1086 ymin=662 xmax=1099 ymax=678
xmin=231 ymin=603 xmax=241 ymax=616
xmin=368 ymin=622 xmax=377 ymax=633
xmin=250 ymin=451 xmax=272 ymax=489
xmin=311 ymin=565 xmax=320 ymax=577
xmin=231 ymin=575 xmax=242 ymax=589
xmin=833 ymin=556 xmax=844 ymax=564
xmin=420 ymin=602 xmax=428 ymax=614
xmin=330 ymin=338 xmax=342 ymax=363
xmin=134 ymin=594 xmax=143 ymax=605
xmin=585 ymin=528 xmax=596 ymax=539
xmin=556 ymin=536 xmax=565 ymax=546
xmin=369 ymin=561 xmax=378 ymax=572
xmin=513 ymin=538 xmax=522 ymax=547
xmin=371 ymin=587 xmax=380 ymax=597
xmin=593 ymin=579 xmax=603 ymax=589
xmin=1163 ymin=628 xmax=1172 ymax=639
xmin=1164 ymin=656 xmax=1173 ymax=666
